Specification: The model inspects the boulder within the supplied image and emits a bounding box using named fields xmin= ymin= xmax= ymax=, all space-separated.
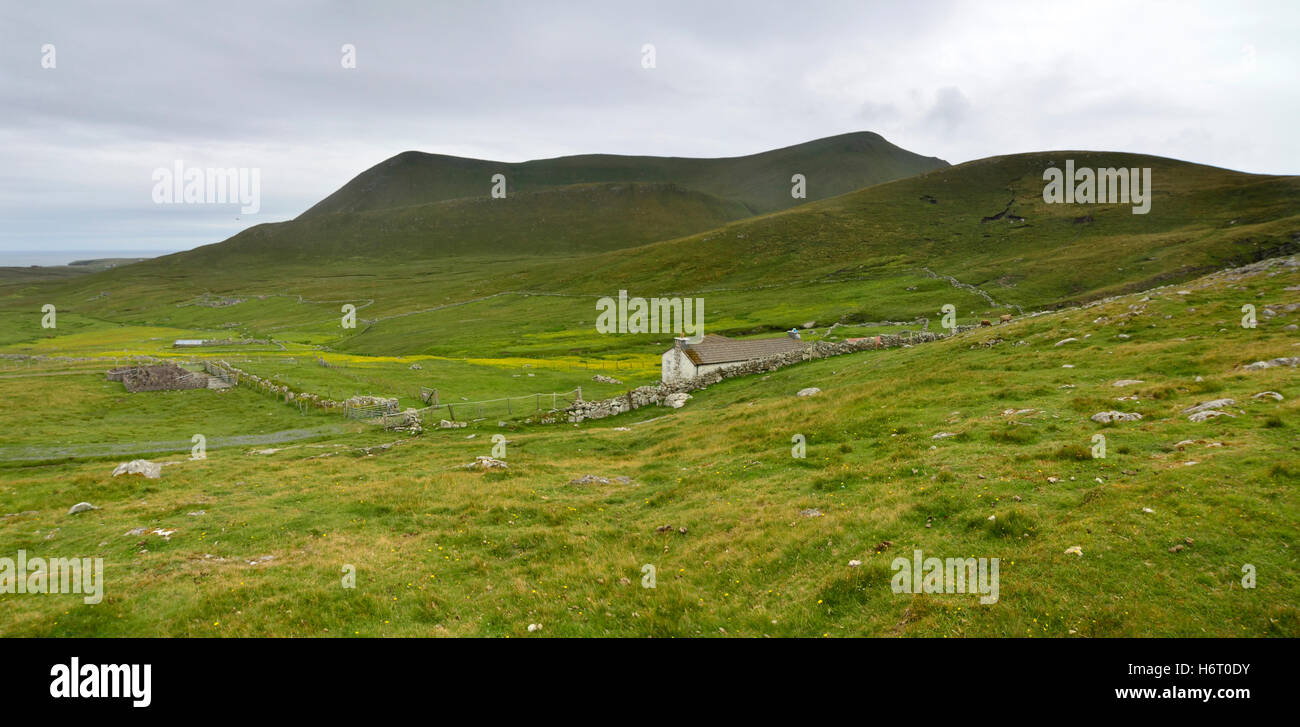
xmin=67 ymin=502 xmax=98 ymax=515
xmin=1181 ymin=398 xmax=1236 ymax=415
xmin=112 ymin=460 xmax=161 ymax=479
xmin=1090 ymin=411 xmax=1143 ymax=423
xmin=663 ymin=392 xmax=692 ymax=409
xmin=796 ymin=387 xmax=822 ymax=398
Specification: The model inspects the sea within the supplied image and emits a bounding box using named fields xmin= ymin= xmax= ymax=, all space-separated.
xmin=0 ymin=250 xmax=175 ymax=267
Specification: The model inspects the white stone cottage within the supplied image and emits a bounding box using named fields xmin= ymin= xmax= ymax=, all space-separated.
xmin=661 ymin=331 xmax=808 ymax=383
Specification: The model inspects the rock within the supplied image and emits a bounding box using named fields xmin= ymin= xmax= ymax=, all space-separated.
xmin=1142 ymin=507 xmax=1155 ymax=513
xmin=112 ymin=460 xmax=161 ymax=479
xmin=1243 ymin=357 xmax=1300 ymax=371
xmin=1181 ymin=398 xmax=1236 ymax=415
xmin=1090 ymin=411 xmax=1142 ymax=423
xmin=848 ymin=559 xmax=862 ymax=567
xmin=1188 ymin=410 xmax=1233 ymax=422
xmin=465 ymin=456 xmax=507 ymax=470
xmin=438 ymin=419 xmax=467 ymax=429
xmin=1064 ymin=546 xmax=1083 ymax=556
xmin=569 ymin=474 xmax=611 ymax=485
xmin=799 ymin=508 xmax=823 ymax=518
xmin=1002 ymin=408 xmax=1036 ymax=416
xmin=527 ymin=623 xmax=542 ymax=633
xmin=796 ymin=387 xmax=822 ymax=398
xmin=1055 ymin=337 xmax=1079 ymax=346
xmin=932 ymin=431 xmax=958 ymax=439
xmin=67 ymin=502 xmax=98 ymax=515
xmin=592 ymin=374 xmax=623 ymax=385
xmin=1253 ymin=391 xmax=1284 ymax=401
xmin=1112 ymin=379 xmax=1144 ymax=387
xmin=409 ymin=363 xmax=422 ymax=370
xmin=663 ymin=392 xmax=692 ymax=409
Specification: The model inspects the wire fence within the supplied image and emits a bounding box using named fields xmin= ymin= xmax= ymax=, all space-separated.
xmin=412 ymin=388 xmax=582 ymax=421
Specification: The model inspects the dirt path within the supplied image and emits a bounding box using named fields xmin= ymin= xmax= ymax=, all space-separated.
xmin=0 ymin=425 xmax=347 ymax=462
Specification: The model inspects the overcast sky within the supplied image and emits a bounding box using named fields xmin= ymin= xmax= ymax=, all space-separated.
xmin=2 ymin=0 xmax=1297 ymax=262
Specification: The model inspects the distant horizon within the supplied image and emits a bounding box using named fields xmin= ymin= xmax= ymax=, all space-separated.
xmin=0 ymin=249 xmax=174 ymax=267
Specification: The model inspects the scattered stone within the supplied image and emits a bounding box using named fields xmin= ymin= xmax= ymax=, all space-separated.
xmin=464 ymin=456 xmax=507 ymax=471
xmin=1047 ymin=476 xmax=1061 ymax=484
xmin=67 ymin=502 xmax=98 ymax=515
xmin=592 ymin=374 xmax=623 ymax=385
xmin=1112 ymin=379 xmax=1144 ymax=387
xmin=932 ymin=431 xmax=958 ymax=439
xmin=125 ymin=527 xmax=176 ymax=540
xmin=112 ymin=459 xmax=161 ymax=479
xmin=527 ymin=623 xmax=542 ymax=633
xmin=1188 ymin=410 xmax=1232 ymax=422
xmin=409 ymin=363 xmax=422 ymax=370
xmin=800 ymin=508 xmax=823 ymax=518
xmin=246 ymin=554 xmax=275 ymax=566
xmin=187 ymin=510 xmax=206 ymax=517
xmin=1142 ymin=507 xmax=1155 ymax=513
xmin=663 ymin=392 xmax=692 ymax=409
xmin=848 ymin=559 xmax=862 ymax=567
xmin=796 ymin=387 xmax=822 ymax=398
xmin=1091 ymin=411 xmax=1143 ymax=423
xmin=1181 ymin=398 xmax=1236 ymax=415
xmin=438 ymin=419 xmax=468 ymax=429
xmin=1064 ymin=546 xmax=1083 ymax=556
xmin=1055 ymin=338 xmax=1079 ymax=346
xmin=569 ymin=474 xmax=611 ymax=485
xmin=1243 ymin=357 xmax=1300 ymax=371
xmin=1253 ymin=391 xmax=1284 ymax=401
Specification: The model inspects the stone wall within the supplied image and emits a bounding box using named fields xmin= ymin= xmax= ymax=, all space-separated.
xmin=564 ymin=330 xmax=957 ymax=422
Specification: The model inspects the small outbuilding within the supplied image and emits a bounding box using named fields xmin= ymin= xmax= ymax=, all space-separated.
xmin=661 ymin=331 xmax=809 ymax=383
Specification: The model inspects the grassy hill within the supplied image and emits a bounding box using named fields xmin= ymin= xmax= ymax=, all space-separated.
xmin=300 ymin=131 xmax=949 ymax=218
xmin=1 ymin=254 xmax=1295 ymax=636
xmin=3 ymin=151 xmax=1296 ymax=365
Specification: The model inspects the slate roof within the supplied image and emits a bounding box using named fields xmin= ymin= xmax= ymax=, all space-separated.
xmin=679 ymin=334 xmax=808 ymax=365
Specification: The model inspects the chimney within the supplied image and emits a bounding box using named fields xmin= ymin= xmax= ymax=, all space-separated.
xmin=674 ymin=337 xmax=687 ymax=350
xmin=787 ymin=329 xmax=801 ymax=340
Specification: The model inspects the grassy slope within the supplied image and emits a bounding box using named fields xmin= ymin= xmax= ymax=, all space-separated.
xmin=1 ymin=256 xmax=1295 ymax=636
xmin=300 ymin=131 xmax=949 ymax=218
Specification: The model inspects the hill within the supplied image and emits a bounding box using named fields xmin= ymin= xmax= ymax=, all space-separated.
xmin=300 ymin=131 xmax=949 ymax=218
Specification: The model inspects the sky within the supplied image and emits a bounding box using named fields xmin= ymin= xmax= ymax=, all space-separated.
xmin=2 ymin=0 xmax=1297 ymax=262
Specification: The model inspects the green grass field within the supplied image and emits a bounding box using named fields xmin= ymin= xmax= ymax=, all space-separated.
xmin=1 ymin=252 xmax=1295 ymax=636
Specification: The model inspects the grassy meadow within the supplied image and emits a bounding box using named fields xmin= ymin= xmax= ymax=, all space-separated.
xmin=0 ymin=253 xmax=1296 ymax=636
